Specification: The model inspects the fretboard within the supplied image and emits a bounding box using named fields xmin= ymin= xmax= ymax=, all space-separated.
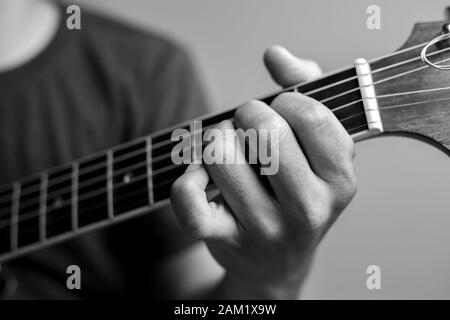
xmin=0 ymin=40 xmax=436 ymax=262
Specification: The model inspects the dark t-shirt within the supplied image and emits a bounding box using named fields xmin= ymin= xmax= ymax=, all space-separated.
xmin=0 ymin=5 xmax=209 ymax=298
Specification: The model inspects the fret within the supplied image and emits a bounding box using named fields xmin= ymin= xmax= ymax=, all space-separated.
xmin=10 ymin=182 xmax=20 ymax=251
xmin=152 ymin=130 xmax=174 ymax=144
xmin=0 ymin=19 xmax=447 ymax=263
xmin=78 ymin=154 xmax=108 ymax=227
xmin=17 ymin=177 xmax=40 ymax=248
xmin=152 ymin=123 xmax=189 ymax=202
xmin=307 ymin=79 xmax=360 ymax=102
xmin=39 ymin=172 xmax=48 ymax=241
xmin=0 ymin=58 xmax=375 ymax=261
xmin=153 ymin=126 xmax=189 ymax=156
xmin=107 ymin=150 xmax=114 ymax=219
xmin=46 ymin=166 xmax=73 ymax=237
xmin=152 ymin=125 xmax=189 ymax=175
xmin=0 ymin=186 xmax=13 ymax=254
xmin=146 ymin=136 xmax=154 ymax=205
xmin=113 ymin=140 xmax=149 ymax=215
xmin=0 ymin=56 xmax=380 ymax=261
xmin=71 ymin=162 xmax=79 ymax=231
xmin=190 ymin=120 xmax=203 ymax=164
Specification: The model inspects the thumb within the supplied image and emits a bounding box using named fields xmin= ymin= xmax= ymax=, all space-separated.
xmin=264 ymin=45 xmax=322 ymax=87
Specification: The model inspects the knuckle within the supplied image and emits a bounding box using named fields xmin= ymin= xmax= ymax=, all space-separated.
xmin=254 ymin=112 xmax=290 ymax=136
xmin=235 ymin=99 xmax=291 ymax=137
xmin=332 ymin=168 xmax=358 ymax=209
xmin=346 ymin=135 xmax=356 ymax=159
xmin=271 ymin=92 xmax=332 ymax=129
xmin=288 ymin=188 xmax=331 ymax=232
xmin=170 ymin=182 xmax=212 ymax=240
xmin=184 ymin=219 xmax=211 ymax=240
xmin=270 ymin=92 xmax=296 ymax=110
xmin=337 ymin=129 xmax=356 ymax=160
xmin=258 ymin=219 xmax=287 ymax=243
xmin=170 ymin=173 xmax=217 ymax=242
xmin=265 ymin=222 xmax=318 ymax=247
xmin=234 ymin=100 xmax=266 ymax=125
xmin=214 ymin=124 xmax=237 ymax=164
xmin=169 ymin=176 xmax=186 ymax=200
xmin=300 ymin=185 xmax=341 ymax=232
xmin=303 ymin=202 xmax=330 ymax=232
xmin=298 ymin=100 xmax=332 ymax=128
xmin=169 ymin=175 xmax=197 ymax=210
xmin=331 ymin=137 xmax=357 ymax=188
xmin=344 ymin=169 xmax=358 ymax=197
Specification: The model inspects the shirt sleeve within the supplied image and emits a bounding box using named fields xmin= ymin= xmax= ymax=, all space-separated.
xmin=139 ymin=41 xmax=212 ymax=135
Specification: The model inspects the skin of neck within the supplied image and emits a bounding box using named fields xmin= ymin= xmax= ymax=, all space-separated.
xmin=0 ymin=0 xmax=60 ymax=72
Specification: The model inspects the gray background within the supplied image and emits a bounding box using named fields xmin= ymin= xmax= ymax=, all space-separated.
xmin=72 ymin=0 xmax=450 ymax=299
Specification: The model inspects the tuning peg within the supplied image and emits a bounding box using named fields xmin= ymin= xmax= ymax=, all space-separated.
xmin=437 ymin=11 xmax=450 ymax=49
xmin=445 ymin=6 xmax=450 ymax=20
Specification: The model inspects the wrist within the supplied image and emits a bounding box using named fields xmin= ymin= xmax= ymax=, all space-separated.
xmin=214 ymin=258 xmax=314 ymax=300
xmin=218 ymin=273 xmax=302 ymax=299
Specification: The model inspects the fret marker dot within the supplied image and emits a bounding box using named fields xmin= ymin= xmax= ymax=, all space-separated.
xmin=123 ymin=173 xmax=132 ymax=184
xmin=52 ymin=197 xmax=63 ymax=209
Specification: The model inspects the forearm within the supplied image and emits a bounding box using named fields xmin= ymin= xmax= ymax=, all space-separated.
xmin=209 ymin=257 xmax=314 ymax=300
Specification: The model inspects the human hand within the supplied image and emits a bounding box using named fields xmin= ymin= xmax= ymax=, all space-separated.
xmin=170 ymin=46 xmax=357 ymax=299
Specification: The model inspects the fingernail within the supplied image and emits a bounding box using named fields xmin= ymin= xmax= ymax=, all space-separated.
xmin=186 ymin=163 xmax=202 ymax=172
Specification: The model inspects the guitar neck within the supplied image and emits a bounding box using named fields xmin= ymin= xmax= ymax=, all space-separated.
xmin=0 ymin=40 xmax=436 ymax=262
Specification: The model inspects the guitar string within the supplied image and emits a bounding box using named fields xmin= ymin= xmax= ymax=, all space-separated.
xmin=377 ymin=95 xmax=450 ymax=110
xmin=0 ymin=64 xmax=445 ymax=232
xmin=14 ymin=81 xmax=450 ymax=237
xmin=3 ymin=41 xmax=450 ymax=254
xmin=1 ymin=45 xmax=449 ymax=208
xmin=0 ymin=40 xmax=447 ymax=203
xmin=0 ymin=104 xmax=368 ymax=213
xmin=0 ymin=90 xmax=447 ymax=237
xmin=318 ymin=46 xmax=450 ymax=104
xmin=1 ymin=84 xmax=450 ymax=229
xmin=5 ymin=110 xmax=373 ymax=217
xmin=15 ymin=40 xmax=435 ymax=182
xmin=0 ymin=42 xmax=433 ymax=190
xmin=8 ymin=49 xmax=450 ymax=209
xmin=0 ymin=126 xmax=371 ymax=230
xmin=0 ymin=41 xmax=449 ymax=208
xmin=8 ymin=81 xmax=450 ymax=216
xmin=0 ymin=104 xmax=448 ymax=238
xmin=1 ymin=54 xmax=450 ymax=216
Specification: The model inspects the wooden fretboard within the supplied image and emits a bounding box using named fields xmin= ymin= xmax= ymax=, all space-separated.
xmin=0 ymin=40 xmax=442 ymax=262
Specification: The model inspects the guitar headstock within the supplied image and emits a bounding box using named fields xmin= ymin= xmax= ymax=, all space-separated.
xmin=374 ymin=21 xmax=450 ymax=155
